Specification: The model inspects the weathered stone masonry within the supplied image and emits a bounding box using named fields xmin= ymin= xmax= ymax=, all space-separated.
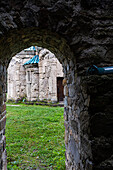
xmin=0 ymin=0 xmax=113 ymax=169
xmin=0 ymin=65 xmax=7 ymax=169
xmin=7 ymin=48 xmax=64 ymax=102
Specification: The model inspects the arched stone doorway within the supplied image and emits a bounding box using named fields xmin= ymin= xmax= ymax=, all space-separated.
xmin=0 ymin=28 xmax=80 ymax=169
xmin=0 ymin=0 xmax=113 ymax=169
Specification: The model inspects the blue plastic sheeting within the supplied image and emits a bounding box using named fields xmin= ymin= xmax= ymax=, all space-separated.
xmin=24 ymin=55 xmax=39 ymax=65
xmin=24 ymin=46 xmax=36 ymax=51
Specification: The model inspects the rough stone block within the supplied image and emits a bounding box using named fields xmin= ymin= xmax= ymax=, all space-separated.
xmin=0 ymin=116 xmax=6 ymax=132
xmin=69 ymin=85 xmax=75 ymax=97
xmin=0 ymin=95 xmax=3 ymax=105
xmin=64 ymin=85 xmax=68 ymax=96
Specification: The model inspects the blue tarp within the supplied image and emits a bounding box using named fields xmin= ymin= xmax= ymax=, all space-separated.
xmin=24 ymin=55 xmax=39 ymax=65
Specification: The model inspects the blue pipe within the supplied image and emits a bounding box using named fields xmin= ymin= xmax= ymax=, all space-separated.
xmin=87 ymin=65 xmax=113 ymax=75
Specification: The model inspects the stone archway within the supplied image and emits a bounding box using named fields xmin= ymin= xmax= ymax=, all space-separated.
xmin=0 ymin=28 xmax=93 ymax=170
xmin=0 ymin=28 xmax=79 ymax=169
xmin=0 ymin=0 xmax=113 ymax=170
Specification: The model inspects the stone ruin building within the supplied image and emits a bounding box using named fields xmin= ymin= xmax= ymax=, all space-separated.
xmin=1 ymin=0 xmax=113 ymax=169
xmin=7 ymin=46 xmax=64 ymax=102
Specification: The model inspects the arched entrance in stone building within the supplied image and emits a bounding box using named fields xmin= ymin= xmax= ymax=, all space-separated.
xmin=0 ymin=26 xmax=103 ymax=170
xmin=0 ymin=28 xmax=78 ymax=169
xmin=6 ymin=45 xmax=65 ymax=169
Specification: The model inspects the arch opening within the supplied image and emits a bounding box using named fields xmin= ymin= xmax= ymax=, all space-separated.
xmin=1 ymin=26 xmax=94 ymax=170
xmin=6 ymin=45 xmax=66 ymax=169
xmin=7 ymin=46 xmax=64 ymax=103
xmin=0 ymin=28 xmax=77 ymax=169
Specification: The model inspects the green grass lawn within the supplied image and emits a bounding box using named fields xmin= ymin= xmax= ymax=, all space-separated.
xmin=6 ymin=104 xmax=65 ymax=170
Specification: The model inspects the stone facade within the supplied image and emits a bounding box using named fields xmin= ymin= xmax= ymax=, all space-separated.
xmin=38 ymin=48 xmax=64 ymax=101
xmin=7 ymin=50 xmax=34 ymax=101
xmin=0 ymin=0 xmax=113 ymax=169
xmin=7 ymin=48 xmax=64 ymax=102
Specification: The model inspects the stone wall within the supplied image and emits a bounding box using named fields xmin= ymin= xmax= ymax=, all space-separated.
xmin=87 ymin=75 xmax=113 ymax=170
xmin=38 ymin=48 xmax=64 ymax=101
xmin=0 ymin=64 xmax=7 ymax=170
xmin=0 ymin=0 xmax=113 ymax=169
xmin=7 ymin=51 xmax=35 ymax=101
xmin=63 ymin=59 xmax=92 ymax=170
